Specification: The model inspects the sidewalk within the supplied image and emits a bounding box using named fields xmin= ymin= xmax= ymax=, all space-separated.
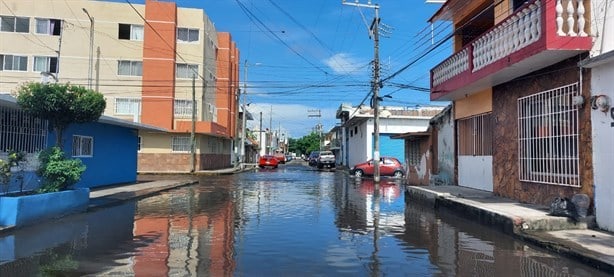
xmin=406 ymin=185 xmax=614 ymax=273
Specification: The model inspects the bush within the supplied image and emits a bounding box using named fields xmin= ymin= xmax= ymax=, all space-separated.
xmin=0 ymin=150 xmax=27 ymax=194
xmin=37 ymin=147 xmax=86 ymax=193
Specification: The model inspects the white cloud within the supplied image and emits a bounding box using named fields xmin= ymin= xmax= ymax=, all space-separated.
xmin=323 ymin=53 xmax=366 ymax=75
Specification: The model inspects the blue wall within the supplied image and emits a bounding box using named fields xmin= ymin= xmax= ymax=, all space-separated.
xmin=47 ymin=122 xmax=138 ymax=188
xmin=374 ymin=134 xmax=405 ymax=163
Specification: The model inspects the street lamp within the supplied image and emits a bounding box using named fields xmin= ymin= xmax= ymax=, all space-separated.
xmin=82 ymin=8 xmax=94 ymax=90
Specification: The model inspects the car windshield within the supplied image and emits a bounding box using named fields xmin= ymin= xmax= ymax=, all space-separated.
xmin=320 ymin=151 xmax=332 ymax=155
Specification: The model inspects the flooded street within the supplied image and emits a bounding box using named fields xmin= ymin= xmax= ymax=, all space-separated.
xmin=0 ymin=162 xmax=609 ymax=276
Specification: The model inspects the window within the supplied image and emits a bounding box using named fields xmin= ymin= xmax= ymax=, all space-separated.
xmin=174 ymin=99 xmax=193 ymax=117
xmin=518 ymin=83 xmax=580 ymax=187
xmin=177 ymin=27 xmax=199 ymax=42
xmin=72 ymin=135 xmax=93 ymax=157
xmin=176 ymin=63 xmax=198 ymax=78
xmin=457 ymin=113 xmax=493 ymax=156
xmin=137 ymin=136 xmax=142 ymax=151
xmin=0 ymin=16 xmax=29 ymax=33
xmin=171 ymin=136 xmax=190 ymax=152
xmin=0 ymin=54 xmax=27 ymax=71
xmin=33 ymin=56 xmax=58 ymax=73
xmin=118 ymin=23 xmax=144 ymax=40
xmin=407 ymin=141 xmax=420 ymax=166
xmin=114 ymin=98 xmax=141 ymax=115
xmin=35 ymin=18 xmax=61 ymax=35
xmin=0 ymin=106 xmax=48 ymax=153
xmin=117 ymin=60 xmax=142 ymax=76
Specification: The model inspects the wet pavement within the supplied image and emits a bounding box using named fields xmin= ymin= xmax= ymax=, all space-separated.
xmin=0 ymin=162 xmax=611 ymax=276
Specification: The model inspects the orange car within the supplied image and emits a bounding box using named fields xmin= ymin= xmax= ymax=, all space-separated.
xmin=258 ymin=155 xmax=279 ymax=169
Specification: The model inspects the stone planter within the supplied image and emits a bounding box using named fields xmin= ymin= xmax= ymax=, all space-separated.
xmin=0 ymin=188 xmax=89 ymax=229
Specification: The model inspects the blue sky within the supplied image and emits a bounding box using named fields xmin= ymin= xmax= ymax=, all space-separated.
xmin=129 ymin=0 xmax=451 ymax=137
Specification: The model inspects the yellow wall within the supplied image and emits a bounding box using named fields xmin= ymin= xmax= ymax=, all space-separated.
xmin=454 ymin=88 xmax=493 ymax=119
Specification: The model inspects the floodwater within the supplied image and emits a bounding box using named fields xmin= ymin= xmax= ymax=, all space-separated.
xmin=0 ymin=162 xmax=609 ymax=276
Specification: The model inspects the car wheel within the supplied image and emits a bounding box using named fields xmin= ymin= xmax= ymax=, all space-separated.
xmin=393 ymin=170 xmax=403 ymax=178
xmin=354 ymin=169 xmax=364 ymax=178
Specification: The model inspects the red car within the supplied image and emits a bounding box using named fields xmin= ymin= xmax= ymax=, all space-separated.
xmin=259 ymin=155 xmax=279 ymax=169
xmin=350 ymin=157 xmax=405 ymax=178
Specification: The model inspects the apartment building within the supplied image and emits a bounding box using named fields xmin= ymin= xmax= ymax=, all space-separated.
xmin=0 ymin=0 xmax=240 ymax=171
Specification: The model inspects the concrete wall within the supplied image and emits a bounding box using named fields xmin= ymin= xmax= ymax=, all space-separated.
xmin=48 ymin=122 xmax=139 ymax=188
xmin=492 ymin=57 xmax=593 ymax=206
xmin=590 ymin=59 xmax=614 ymax=232
xmin=432 ymin=109 xmax=456 ymax=186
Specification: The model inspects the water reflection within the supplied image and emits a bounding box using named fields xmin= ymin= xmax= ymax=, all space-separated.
xmin=0 ymin=168 xmax=610 ymax=276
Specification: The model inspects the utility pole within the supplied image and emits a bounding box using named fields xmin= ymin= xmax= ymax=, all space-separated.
xmin=240 ymin=60 xmax=248 ymax=167
xmin=190 ymin=74 xmax=196 ymax=173
xmin=259 ymin=111 xmax=263 ymax=156
xmin=269 ymin=105 xmax=272 ymax=155
xmin=308 ymin=109 xmax=322 ymax=150
xmin=342 ymin=0 xmax=382 ymax=183
xmin=82 ymin=8 xmax=94 ymax=90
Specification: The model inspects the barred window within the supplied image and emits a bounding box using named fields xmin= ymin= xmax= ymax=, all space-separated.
xmin=457 ymin=113 xmax=493 ymax=156
xmin=518 ymin=83 xmax=580 ymax=187
xmin=171 ymin=136 xmax=190 ymax=152
xmin=0 ymin=106 xmax=48 ymax=153
xmin=407 ymin=141 xmax=421 ymax=166
xmin=114 ymin=98 xmax=141 ymax=115
xmin=174 ymin=99 xmax=193 ymax=117
xmin=72 ymin=135 xmax=93 ymax=157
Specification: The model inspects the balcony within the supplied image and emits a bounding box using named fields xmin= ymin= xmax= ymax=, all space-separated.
xmin=430 ymin=0 xmax=591 ymax=101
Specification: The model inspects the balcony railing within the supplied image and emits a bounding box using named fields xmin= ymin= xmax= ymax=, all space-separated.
xmin=431 ymin=0 xmax=590 ymax=99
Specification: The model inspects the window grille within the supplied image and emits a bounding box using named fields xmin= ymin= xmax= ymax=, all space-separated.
xmin=114 ymin=98 xmax=141 ymax=115
xmin=174 ymin=99 xmax=193 ymax=117
xmin=172 ymin=136 xmax=191 ymax=152
xmin=517 ymin=83 xmax=580 ymax=187
xmin=176 ymin=63 xmax=198 ymax=79
xmin=33 ymin=56 xmax=58 ymax=73
xmin=177 ymin=28 xmax=199 ymax=42
xmin=407 ymin=141 xmax=421 ymax=166
xmin=0 ymin=106 xmax=48 ymax=153
xmin=72 ymin=135 xmax=93 ymax=157
xmin=457 ymin=113 xmax=493 ymax=156
xmin=117 ymin=60 xmax=142 ymax=76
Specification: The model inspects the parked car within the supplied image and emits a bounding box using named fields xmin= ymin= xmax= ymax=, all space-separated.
xmin=316 ymin=150 xmax=336 ymax=169
xmin=308 ymin=151 xmax=320 ymax=166
xmin=259 ymin=155 xmax=279 ymax=169
xmin=273 ymin=149 xmax=286 ymax=164
xmin=350 ymin=157 xmax=405 ymax=178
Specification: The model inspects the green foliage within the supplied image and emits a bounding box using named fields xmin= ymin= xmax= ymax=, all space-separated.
xmin=37 ymin=147 xmax=86 ymax=193
xmin=288 ymin=132 xmax=321 ymax=156
xmin=15 ymin=82 xmax=106 ymax=147
xmin=0 ymin=150 xmax=27 ymax=194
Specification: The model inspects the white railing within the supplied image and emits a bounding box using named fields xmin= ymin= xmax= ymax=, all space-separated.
xmin=432 ymin=48 xmax=469 ymax=86
xmin=556 ymin=0 xmax=588 ymax=37
xmin=473 ymin=1 xmax=542 ymax=71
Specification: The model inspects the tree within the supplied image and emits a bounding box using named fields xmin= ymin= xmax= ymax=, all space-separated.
xmin=288 ymin=132 xmax=321 ymax=155
xmin=15 ymin=82 xmax=106 ymax=148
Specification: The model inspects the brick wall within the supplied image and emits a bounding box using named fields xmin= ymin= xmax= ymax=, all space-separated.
xmin=138 ymin=153 xmax=231 ymax=172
